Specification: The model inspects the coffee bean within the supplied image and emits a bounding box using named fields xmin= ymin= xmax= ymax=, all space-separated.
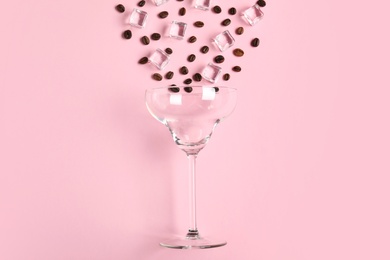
xmin=176 ymin=0 xmax=184 ymax=1
xmin=179 ymin=66 xmax=189 ymax=75
xmin=187 ymin=54 xmax=196 ymax=62
xmin=232 ymin=66 xmax=242 ymax=72
xmin=236 ymin=27 xmax=244 ymax=35
xmin=251 ymin=38 xmax=260 ymax=47
xmin=151 ymin=33 xmax=161 ymax=40
xmin=122 ymin=30 xmax=132 ymax=39
xmin=141 ymin=36 xmax=150 ymax=45
xmin=115 ymin=4 xmax=125 ymax=13
xmin=165 ymin=48 xmax=173 ymax=55
xmin=138 ymin=57 xmax=148 ymax=64
xmin=233 ymin=48 xmax=244 ymax=57
xmin=192 ymin=73 xmax=202 ymax=82
xmin=214 ymin=87 xmax=220 ymax=92
xmin=221 ymin=18 xmax=231 ymax=26
xmin=152 ymin=73 xmax=163 ymax=81
xmin=183 ymin=78 xmax=192 ymax=85
xmin=213 ymin=5 xmax=222 ymax=14
xmin=158 ymin=11 xmax=169 ymax=19
xmin=188 ymin=36 xmax=197 ymax=43
xmin=169 ymin=87 xmax=180 ymax=93
xmin=257 ymin=0 xmax=266 ymax=7
xmin=214 ymin=55 xmax=225 ymax=64
xmin=223 ymin=73 xmax=230 ymax=81
xmin=228 ymin=7 xmax=237 ymax=15
xmin=164 ymin=71 xmax=173 ymax=80
xmin=200 ymin=45 xmax=209 ymax=54
xmin=184 ymin=87 xmax=193 ymax=93
xmin=179 ymin=7 xmax=186 ymax=16
xmin=137 ymin=0 xmax=146 ymax=7
xmin=194 ymin=21 xmax=204 ymax=28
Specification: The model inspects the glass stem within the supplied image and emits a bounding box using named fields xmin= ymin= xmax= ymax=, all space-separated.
xmin=186 ymin=153 xmax=199 ymax=239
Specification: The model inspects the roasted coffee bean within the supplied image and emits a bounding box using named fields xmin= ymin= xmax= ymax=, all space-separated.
xmin=228 ymin=7 xmax=237 ymax=15
xmin=200 ymin=45 xmax=209 ymax=54
xmin=165 ymin=71 xmax=174 ymax=79
xmin=165 ymin=48 xmax=173 ymax=55
xmin=232 ymin=66 xmax=242 ymax=72
xmin=169 ymin=87 xmax=180 ymax=93
xmin=138 ymin=57 xmax=148 ymax=64
xmin=251 ymin=38 xmax=260 ymax=47
xmin=122 ymin=30 xmax=132 ymax=39
xmin=192 ymin=73 xmax=202 ymax=82
xmin=151 ymin=33 xmax=161 ymax=40
xmin=213 ymin=5 xmax=222 ymax=14
xmin=223 ymin=73 xmax=230 ymax=81
xmin=214 ymin=87 xmax=220 ymax=92
xmin=115 ymin=4 xmax=125 ymax=13
xmin=179 ymin=7 xmax=186 ymax=16
xmin=188 ymin=36 xmax=197 ymax=43
xmin=141 ymin=36 xmax=150 ymax=45
xmin=221 ymin=18 xmax=231 ymax=26
xmin=233 ymin=48 xmax=244 ymax=57
xmin=194 ymin=21 xmax=204 ymax=28
xmin=158 ymin=11 xmax=169 ymax=19
xmin=257 ymin=0 xmax=266 ymax=7
xmin=179 ymin=66 xmax=189 ymax=75
xmin=176 ymin=0 xmax=184 ymax=1
xmin=137 ymin=0 xmax=146 ymax=7
xmin=214 ymin=55 xmax=225 ymax=64
xmin=236 ymin=27 xmax=244 ymax=35
xmin=183 ymin=78 xmax=192 ymax=85
xmin=184 ymin=87 xmax=193 ymax=93
xmin=152 ymin=73 xmax=163 ymax=81
xmin=187 ymin=54 xmax=196 ymax=62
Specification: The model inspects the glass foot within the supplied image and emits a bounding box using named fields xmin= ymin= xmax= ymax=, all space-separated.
xmin=160 ymin=234 xmax=227 ymax=249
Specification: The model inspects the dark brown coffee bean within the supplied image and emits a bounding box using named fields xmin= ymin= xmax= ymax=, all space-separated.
xmin=223 ymin=73 xmax=230 ymax=81
xmin=192 ymin=73 xmax=202 ymax=82
xmin=179 ymin=66 xmax=189 ymax=75
xmin=214 ymin=87 xmax=220 ymax=92
xmin=179 ymin=7 xmax=186 ymax=16
xmin=232 ymin=66 xmax=242 ymax=72
xmin=200 ymin=45 xmax=209 ymax=54
xmin=165 ymin=48 xmax=173 ymax=55
xmin=221 ymin=18 xmax=231 ymax=26
xmin=183 ymin=78 xmax=192 ymax=85
xmin=165 ymin=71 xmax=174 ymax=79
xmin=257 ymin=0 xmax=266 ymax=7
xmin=251 ymin=38 xmax=260 ymax=47
xmin=228 ymin=7 xmax=237 ymax=15
xmin=194 ymin=21 xmax=204 ymax=28
xmin=236 ymin=27 xmax=244 ymax=35
xmin=137 ymin=0 xmax=146 ymax=7
xmin=158 ymin=11 xmax=169 ymax=19
xmin=152 ymin=73 xmax=163 ymax=81
xmin=115 ymin=4 xmax=125 ymax=13
xmin=188 ymin=36 xmax=197 ymax=43
xmin=233 ymin=48 xmax=244 ymax=57
xmin=184 ymin=87 xmax=193 ymax=93
xmin=214 ymin=55 xmax=225 ymax=64
xmin=169 ymin=87 xmax=180 ymax=93
xmin=187 ymin=54 xmax=196 ymax=62
xmin=138 ymin=57 xmax=148 ymax=64
xmin=141 ymin=36 xmax=150 ymax=45
xmin=122 ymin=30 xmax=132 ymax=39
xmin=151 ymin=33 xmax=161 ymax=40
xmin=213 ymin=5 xmax=222 ymax=14
xmin=176 ymin=0 xmax=184 ymax=1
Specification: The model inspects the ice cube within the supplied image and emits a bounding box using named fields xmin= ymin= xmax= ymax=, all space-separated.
xmin=153 ymin=0 xmax=169 ymax=6
xmin=149 ymin=49 xmax=170 ymax=70
xmin=129 ymin=9 xmax=148 ymax=28
xmin=194 ymin=0 xmax=211 ymax=11
xmin=202 ymin=63 xmax=222 ymax=83
xmin=242 ymin=4 xmax=264 ymax=26
xmin=169 ymin=21 xmax=187 ymax=40
xmin=213 ymin=30 xmax=235 ymax=52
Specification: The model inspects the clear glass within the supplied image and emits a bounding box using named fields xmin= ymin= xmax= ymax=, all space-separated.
xmin=129 ymin=9 xmax=148 ymax=28
xmin=202 ymin=63 xmax=222 ymax=83
xmin=213 ymin=30 xmax=235 ymax=52
xmin=145 ymin=86 xmax=237 ymax=249
xmin=194 ymin=0 xmax=211 ymax=10
xmin=242 ymin=4 xmax=264 ymax=26
xmin=149 ymin=49 xmax=170 ymax=70
xmin=153 ymin=0 xmax=169 ymax=6
xmin=169 ymin=21 xmax=187 ymax=40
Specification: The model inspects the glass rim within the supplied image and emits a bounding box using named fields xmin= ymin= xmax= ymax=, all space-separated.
xmin=145 ymin=86 xmax=237 ymax=92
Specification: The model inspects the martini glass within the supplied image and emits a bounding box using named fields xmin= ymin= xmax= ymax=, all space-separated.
xmin=145 ymin=86 xmax=237 ymax=249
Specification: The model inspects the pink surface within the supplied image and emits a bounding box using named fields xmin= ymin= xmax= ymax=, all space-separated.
xmin=1 ymin=0 xmax=390 ymax=259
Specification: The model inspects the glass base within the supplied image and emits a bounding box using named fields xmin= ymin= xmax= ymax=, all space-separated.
xmin=160 ymin=235 xmax=227 ymax=249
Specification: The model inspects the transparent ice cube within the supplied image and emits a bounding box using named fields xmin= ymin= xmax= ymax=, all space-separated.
xmin=149 ymin=49 xmax=170 ymax=70
xmin=129 ymin=9 xmax=148 ymax=28
xmin=153 ymin=0 xmax=169 ymax=6
xmin=202 ymin=63 xmax=222 ymax=83
xmin=169 ymin=21 xmax=187 ymax=40
xmin=213 ymin=30 xmax=235 ymax=52
xmin=194 ymin=0 xmax=211 ymax=10
xmin=242 ymin=4 xmax=264 ymax=26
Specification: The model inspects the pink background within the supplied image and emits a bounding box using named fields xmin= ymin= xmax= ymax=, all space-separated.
xmin=1 ymin=0 xmax=390 ymax=259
